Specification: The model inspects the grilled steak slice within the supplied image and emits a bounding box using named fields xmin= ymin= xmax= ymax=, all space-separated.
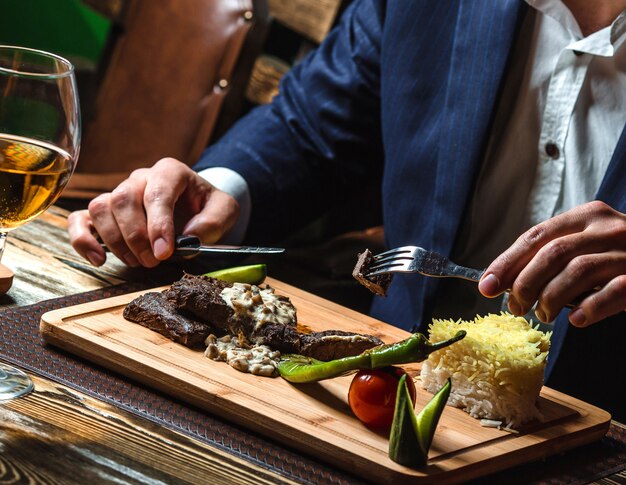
xmin=123 ymin=292 xmax=212 ymax=348
xmin=352 ymin=249 xmax=392 ymax=296
xmin=258 ymin=323 xmax=301 ymax=354
xmin=299 ymin=330 xmax=384 ymax=361
xmin=164 ymin=274 xmax=235 ymax=334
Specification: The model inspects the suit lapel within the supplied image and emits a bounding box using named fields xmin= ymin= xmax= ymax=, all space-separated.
xmin=416 ymin=0 xmax=529 ymax=322
xmin=596 ymin=126 xmax=626 ymax=209
xmin=431 ymin=0 xmax=528 ymax=254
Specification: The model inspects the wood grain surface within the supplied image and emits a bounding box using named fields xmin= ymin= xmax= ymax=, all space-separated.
xmin=0 ymin=375 xmax=298 ymax=485
xmin=39 ymin=278 xmax=612 ymax=484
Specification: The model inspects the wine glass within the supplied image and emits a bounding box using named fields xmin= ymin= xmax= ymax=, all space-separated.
xmin=0 ymin=45 xmax=81 ymax=399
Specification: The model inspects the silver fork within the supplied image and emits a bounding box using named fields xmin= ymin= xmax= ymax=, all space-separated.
xmin=366 ymin=246 xmax=485 ymax=281
xmin=366 ymin=245 xmax=592 ymax=309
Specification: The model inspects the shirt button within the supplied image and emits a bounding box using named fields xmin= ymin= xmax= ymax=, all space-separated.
xmin=545 ymin=142 xmax=560 ymax=159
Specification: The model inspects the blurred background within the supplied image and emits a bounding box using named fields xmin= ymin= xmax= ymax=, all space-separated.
xmin=1 ymin=0 xmax=111 ymax=69
xmin=1 ymin=0 xmax=352 ymax=141
xmin=1 ymin=0 xmax=383 ymax=312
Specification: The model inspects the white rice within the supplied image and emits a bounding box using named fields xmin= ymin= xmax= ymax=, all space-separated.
xmin=420 ymin=313 xmax=551 ymax=428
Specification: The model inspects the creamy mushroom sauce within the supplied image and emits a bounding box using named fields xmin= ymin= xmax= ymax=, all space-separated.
xmin=204 ymin=334 xmax=280 ymax=377
xmin=219 ymin=283 xmax=296 ymax=330
xmin=202 ymin=283 xmax=297 ymax=377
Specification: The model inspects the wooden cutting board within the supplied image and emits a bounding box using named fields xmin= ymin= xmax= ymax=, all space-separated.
xmin=40 ymin=277 xmax=611 ymax=484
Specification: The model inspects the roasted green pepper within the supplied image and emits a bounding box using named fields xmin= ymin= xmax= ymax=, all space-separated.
xmin=277 ymin=330 xmax=466 ymax=383
xmin=389 ymin=375 xmax=451 ymax=468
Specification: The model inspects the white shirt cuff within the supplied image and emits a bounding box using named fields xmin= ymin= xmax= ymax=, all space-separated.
xmin=197 ymin=167 xmax=251 ymax=244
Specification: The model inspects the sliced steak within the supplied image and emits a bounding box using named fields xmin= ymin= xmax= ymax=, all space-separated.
xmin=299 ymin=330 xmax=384 ymax=361
xmin=164 ymin=274 xmax=236 ymax=334
xmin=352 ymin=249 xmax=392 ymax=296
xmin=165 ymin=274 xmax=300 ymax=350
xmin=257 ymin=323 xmax=301 ymax=354
xmin=123 ymin=292 xmax=212 ymax=348
xmin=129 ymin=273 xmax=385 ymax=362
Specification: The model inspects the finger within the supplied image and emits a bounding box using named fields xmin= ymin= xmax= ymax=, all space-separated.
xmin=507 ymin=231 xmax=602 ymax=316
xmin=67 ymin=210 xmax=106 ymax=266
xmin=479 ymin=209 xmax=589 ymax=297
xmin=142 ymin=159 xmax=197 ymax=260
xmin=88 ymin=194 xmax=139 ymax=267
xmin=536 ymin=252 xmax=626 ymax=322
xmin=110 ymin=172 xmax=157 ymax=267
xmin=568 ymin=274 xmax=626 ymax=327
xmin=182 ymin=189 xmax=240 ymax=243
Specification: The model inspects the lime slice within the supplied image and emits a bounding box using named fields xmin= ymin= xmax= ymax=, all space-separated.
xmin=203 ymin=264 xmax=267 ymax=285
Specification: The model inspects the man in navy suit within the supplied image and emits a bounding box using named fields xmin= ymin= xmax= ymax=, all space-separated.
xmin=69 ymin=0 xmax=626 ymax=421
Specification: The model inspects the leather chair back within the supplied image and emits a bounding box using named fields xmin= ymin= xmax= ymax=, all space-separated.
xmin=65 ymin=0 xmax=267 ymax=198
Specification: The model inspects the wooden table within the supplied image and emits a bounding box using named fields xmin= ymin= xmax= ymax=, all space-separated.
xmin=0 ymin=206 xmax=624 ymax=484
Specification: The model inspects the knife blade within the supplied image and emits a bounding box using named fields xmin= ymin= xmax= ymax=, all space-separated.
xmin=174 ymin=235 xmax=285 ymax=257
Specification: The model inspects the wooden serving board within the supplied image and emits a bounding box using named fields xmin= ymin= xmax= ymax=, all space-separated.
xmin=40 ymin=278 xmax=611 ymax=484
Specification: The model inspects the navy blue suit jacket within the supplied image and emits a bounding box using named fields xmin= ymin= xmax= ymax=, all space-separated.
xmin=196 ymin=0 xmax=626 ymax=420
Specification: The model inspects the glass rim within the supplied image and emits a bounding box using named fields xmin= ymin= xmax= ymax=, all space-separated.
xmin=0 ymin=45 xmax=74 ymax=79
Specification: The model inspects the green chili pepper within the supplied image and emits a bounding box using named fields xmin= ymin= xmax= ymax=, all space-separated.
xmin=277 ymin=330 xmax=465 ymax=383
xmin=389 ymin=375 xmax=451 ymax=468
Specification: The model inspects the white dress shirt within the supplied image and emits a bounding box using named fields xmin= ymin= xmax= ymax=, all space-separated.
xmin=197 ymin=166 xmax=251 ymax=244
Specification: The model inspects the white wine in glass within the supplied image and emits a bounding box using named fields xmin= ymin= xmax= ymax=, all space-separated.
xmin=0 ymin=45 xmax=81 ymax=399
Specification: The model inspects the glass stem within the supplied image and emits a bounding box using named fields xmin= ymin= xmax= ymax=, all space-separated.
xmin=0 ymin=232 xmax=7 ymax=263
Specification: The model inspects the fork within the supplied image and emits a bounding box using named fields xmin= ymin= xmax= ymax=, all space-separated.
xmin=367 ymin=246 xmax=484 ymax=281
xmin=366 ymin=245 xmax=593 ymax=309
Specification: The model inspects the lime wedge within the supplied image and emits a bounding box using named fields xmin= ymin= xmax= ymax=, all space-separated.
xmin=203 ymin=264 xmax=267 ymax=285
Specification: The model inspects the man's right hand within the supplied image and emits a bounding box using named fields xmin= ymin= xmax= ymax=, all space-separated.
xmin=68 ymin=158 xmax=240 ymax=268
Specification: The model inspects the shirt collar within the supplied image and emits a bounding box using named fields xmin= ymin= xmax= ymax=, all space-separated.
xmin=525 ymin=0 xmax=626 ymax=56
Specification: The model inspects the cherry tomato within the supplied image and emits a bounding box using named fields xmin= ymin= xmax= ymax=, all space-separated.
xmin=348 ymin=366 xmax=417 ymax=430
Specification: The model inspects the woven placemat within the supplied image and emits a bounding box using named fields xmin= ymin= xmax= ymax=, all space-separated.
xmin=0 ymin=285 xmax=625 ymax=484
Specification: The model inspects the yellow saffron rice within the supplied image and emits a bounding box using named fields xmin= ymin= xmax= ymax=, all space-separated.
xmin=420 ymin=313 xmax=551 ymax=428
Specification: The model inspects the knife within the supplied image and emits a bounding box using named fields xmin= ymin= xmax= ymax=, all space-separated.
xmin=100 ymin=235 xmax=285 ymax=258
xmin=173 ymin=235 xmax=285 ymax=258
